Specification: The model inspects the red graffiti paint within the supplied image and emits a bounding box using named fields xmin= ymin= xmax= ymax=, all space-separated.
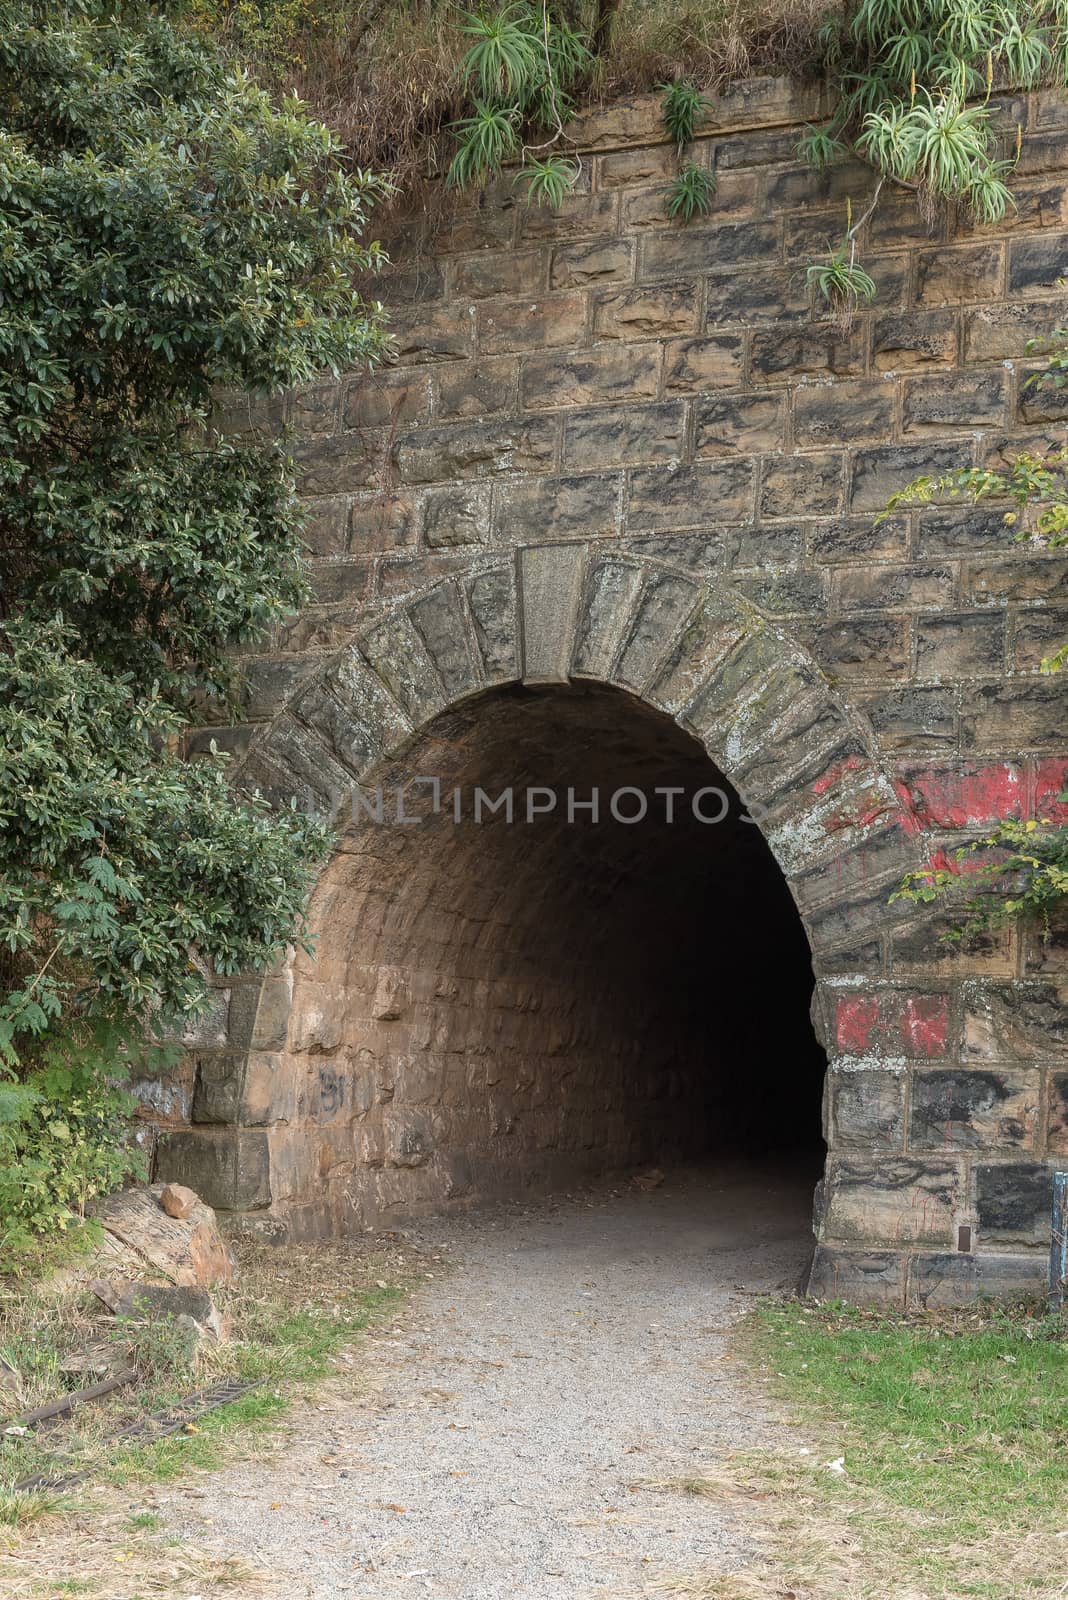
xmin=895 ymin=763 xmax=1023 ymax=829
xmin=836 ymin=995 xmax=880 ymax=1052
xmin=899 ymin=995 xmax=949 ymax=1057
xmin=1033 ymin=758 xmax=1068 ymax=822
xmin=835 ymin=990 xmax=950 ymax=1058
xmin=811 ymin=754 xmax=870 ymax=797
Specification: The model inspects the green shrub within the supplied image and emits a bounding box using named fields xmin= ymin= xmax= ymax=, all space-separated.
xmin=0 ymin=0 xmax=387 ymax=1248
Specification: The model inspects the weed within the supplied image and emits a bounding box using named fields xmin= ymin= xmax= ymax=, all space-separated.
xmin=664 ymin=160 xmax=716 ymax=219
xmin=659 ymin=76 xmax=708 ymax=145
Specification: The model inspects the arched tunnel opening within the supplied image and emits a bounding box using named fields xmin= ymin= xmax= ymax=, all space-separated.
xmin=277 ymin=683 xmax=827 ymax=1235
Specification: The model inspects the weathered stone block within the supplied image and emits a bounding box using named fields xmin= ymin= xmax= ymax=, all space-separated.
xmin=1047 ymin=1072 xmax=1068 ymax=1152
xmin=494 ymin=472 xmax=622 ymax=542
xmin=639 ymin=220 xmax=779 ymax=279
xmin=389 ymin=304 xmax=474 ymax=364
xmin=828 ymin=1070 xmax=906 ymax=1151
xmin=450 ymin=248 xmax=547 ymax=300
xmin=519 ymin=190 xmax=617 ymax=241
xmin=519 ymin=543 xmax=585 ymax=682
xmin=872 ymin=309 xmax=958 ymax=369
xmin=915 ymin=243 xmax=1005 ymax=304
xmin=909 ymin=1251 xmax=1046 ymax=1307
xmin=836 ymin=563 xmax=954 ymax=612
xmin=478 ymin=293 xmax=587 ymax=354
xmin=288 ymin=380 xmax=340 ymax=435
xmin=646 ymin=591 xmax=744 ymax=713
xmin=301 ymin=496 xmax=349 ymax=558
xmin=903 ymin=372 xmax=1009 ymax=431
xmin=597 ymin=143 xmax=682 ymax=187
xmin=915 ymin=612 xmax=1005 ymax=678
xmin=963 ymin=981 xmax=1068 ymax=1060
xmin=806 ymin=1246 xmax=906 ymax=1306
xmin=834 ymin=989 xmax=950 ymax=1059
xmin=592 ymin=284 xmax=700 ymax=338
xmin=961 ymin=681 xmax=1068 ymax=750
xmin=705 ymin=266 xmax=810 ymax=324
xmin=696 ymin=392 xmax=784 ymax=455
xmin=573 ymin=557 xmax=644 ymax=679
xmin=822 ymin=1156 xmax=960 ymax=1245
xmin=422 ymin=484 xmax=493 ymax=548
xmin=963 ymin=300 xmax=1062 ymax=361
xmin=894 ymin=762 xmax=1025 ymax=828
xmin=735 ymin=570 xmax=825 ymax=614
xmin=850 ymin=443 xmax=967 ymax=512
xmin=812 ymin=614 xmax=908 ymax=678
xmin=909 ymin=1069 xmax=1037 ymax=1150
xmin=622 ymin=171 xmax=755 ymax=230
xmin=550 ymin=239 xmax=635 ymax=288
xmin=564 ymin=401 xmax=686 ymax=470
xmin=810 ymin=514 xmax=908 ymax=564
xmin=1015 ymin=605 xmax=1068 ymax=671
xmin=410 ymin=582 xmax=479 ymax=699
xmin=345 ymin=370 xmax=429 ymax=430
xmin=359 ymin=612 xmax=445 ymax=725
xmin=306 ymin=559 xmax=375 ymax=607
xmin=393 ymin=416 xmax=558 ymax=483
xmin=614 ymin=571 xmax=699 ymax=691
xmin=433 ymin=357 xmax=518 ymax=419
xmin=793 ymin=380 xmax=896 ymax=445
xmin=628 ymin=460 xmax=756 ymax=530
xmin=520 ymin=345 xmax=659 ymax=409
xmin=662 ymin=334 xmax=745 ymax=392
xmin=728 ymin=521 xmax=803 ymax=566
xmin=191 ymin=1054 xmax=244 ymax=1125
xmin=962 ymin=555 xmax=1068 ymax=605
xmin=916 ymin=504 xmax=1017 ymax=556
xmin=751 ymin=325 xmax=865 ymax=383
xmin=761 ymin=452 xmax=844 ymax=516
xmin=155 ymin=1129 xmax=271 ymax=1212
xmin=1018 ymin=364 xmax=1068 ymax=423
xmin=977 ymin=1161 xmax=1061 ymax=1243
xmin=467 ymin=566 xmax=518 ymax=682
xmin=294 ymin=436 xmax=382 ymax=496
xmin=1009 ymin=231 xmax=1068 ymax=292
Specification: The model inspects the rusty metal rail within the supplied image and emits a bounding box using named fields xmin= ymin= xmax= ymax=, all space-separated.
xmin=12 ymin=1376 xmax=264 ymax=1493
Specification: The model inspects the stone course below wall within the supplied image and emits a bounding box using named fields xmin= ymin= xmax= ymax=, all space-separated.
xmin=153 ymin=77 xmax=1068 ymax=1306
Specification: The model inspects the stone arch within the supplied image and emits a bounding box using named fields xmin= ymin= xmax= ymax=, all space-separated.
xmin=240 ymin=542 xmax=929 ymax=934
xmin=159 ymin=542 xmax=1000 ymax=1303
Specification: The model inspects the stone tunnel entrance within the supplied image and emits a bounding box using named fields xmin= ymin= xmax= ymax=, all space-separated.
xmin=272 ymin=682 xmax=827 ymax=1237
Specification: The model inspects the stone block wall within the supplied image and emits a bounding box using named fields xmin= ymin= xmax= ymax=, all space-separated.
xmin=151 ymin=76 xmax=1068 ymax=1305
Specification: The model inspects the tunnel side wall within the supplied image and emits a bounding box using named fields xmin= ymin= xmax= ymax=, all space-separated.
xmin=148 ymin=78 xmax=1068 ymax=1307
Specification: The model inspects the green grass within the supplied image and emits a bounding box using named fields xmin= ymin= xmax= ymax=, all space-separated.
xmin=754 ymin=1298 xmax=1068 ymax=1528
xmin=0 ymin=1243 xmax=413 ymax=1504
xmin=702 ymin=1298 xmax=1068 ymax=1598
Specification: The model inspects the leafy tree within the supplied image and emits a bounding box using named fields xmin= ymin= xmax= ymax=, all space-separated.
xmin=0 ymin=0 xmax=388 ymax=1242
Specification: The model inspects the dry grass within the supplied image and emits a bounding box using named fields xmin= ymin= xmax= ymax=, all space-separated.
xmin=636 ymin=1299 xmax=1068 ymax=1600
xmin=195 ymin=0 xmax=830 ymax=185
xmin=1 ymin=1504 xmax=272 ymax=1600
xmin=0 ymin=1233 xmax=422 ymax=1594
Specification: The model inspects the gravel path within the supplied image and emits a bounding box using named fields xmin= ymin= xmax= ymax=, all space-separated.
xmin=160 ymin=1163 xmax=816 ymax=1600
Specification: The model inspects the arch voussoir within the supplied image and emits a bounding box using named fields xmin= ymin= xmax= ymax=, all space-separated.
xmin=159 ymin=543 xmax=976 ymax=1306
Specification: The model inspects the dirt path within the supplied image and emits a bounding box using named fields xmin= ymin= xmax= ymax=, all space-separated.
xmin=160 ymin=1163 xmax=816 ymax=1600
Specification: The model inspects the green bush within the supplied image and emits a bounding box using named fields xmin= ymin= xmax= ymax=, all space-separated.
xmin=0 ymin=0 xmax=388 ymax=1248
